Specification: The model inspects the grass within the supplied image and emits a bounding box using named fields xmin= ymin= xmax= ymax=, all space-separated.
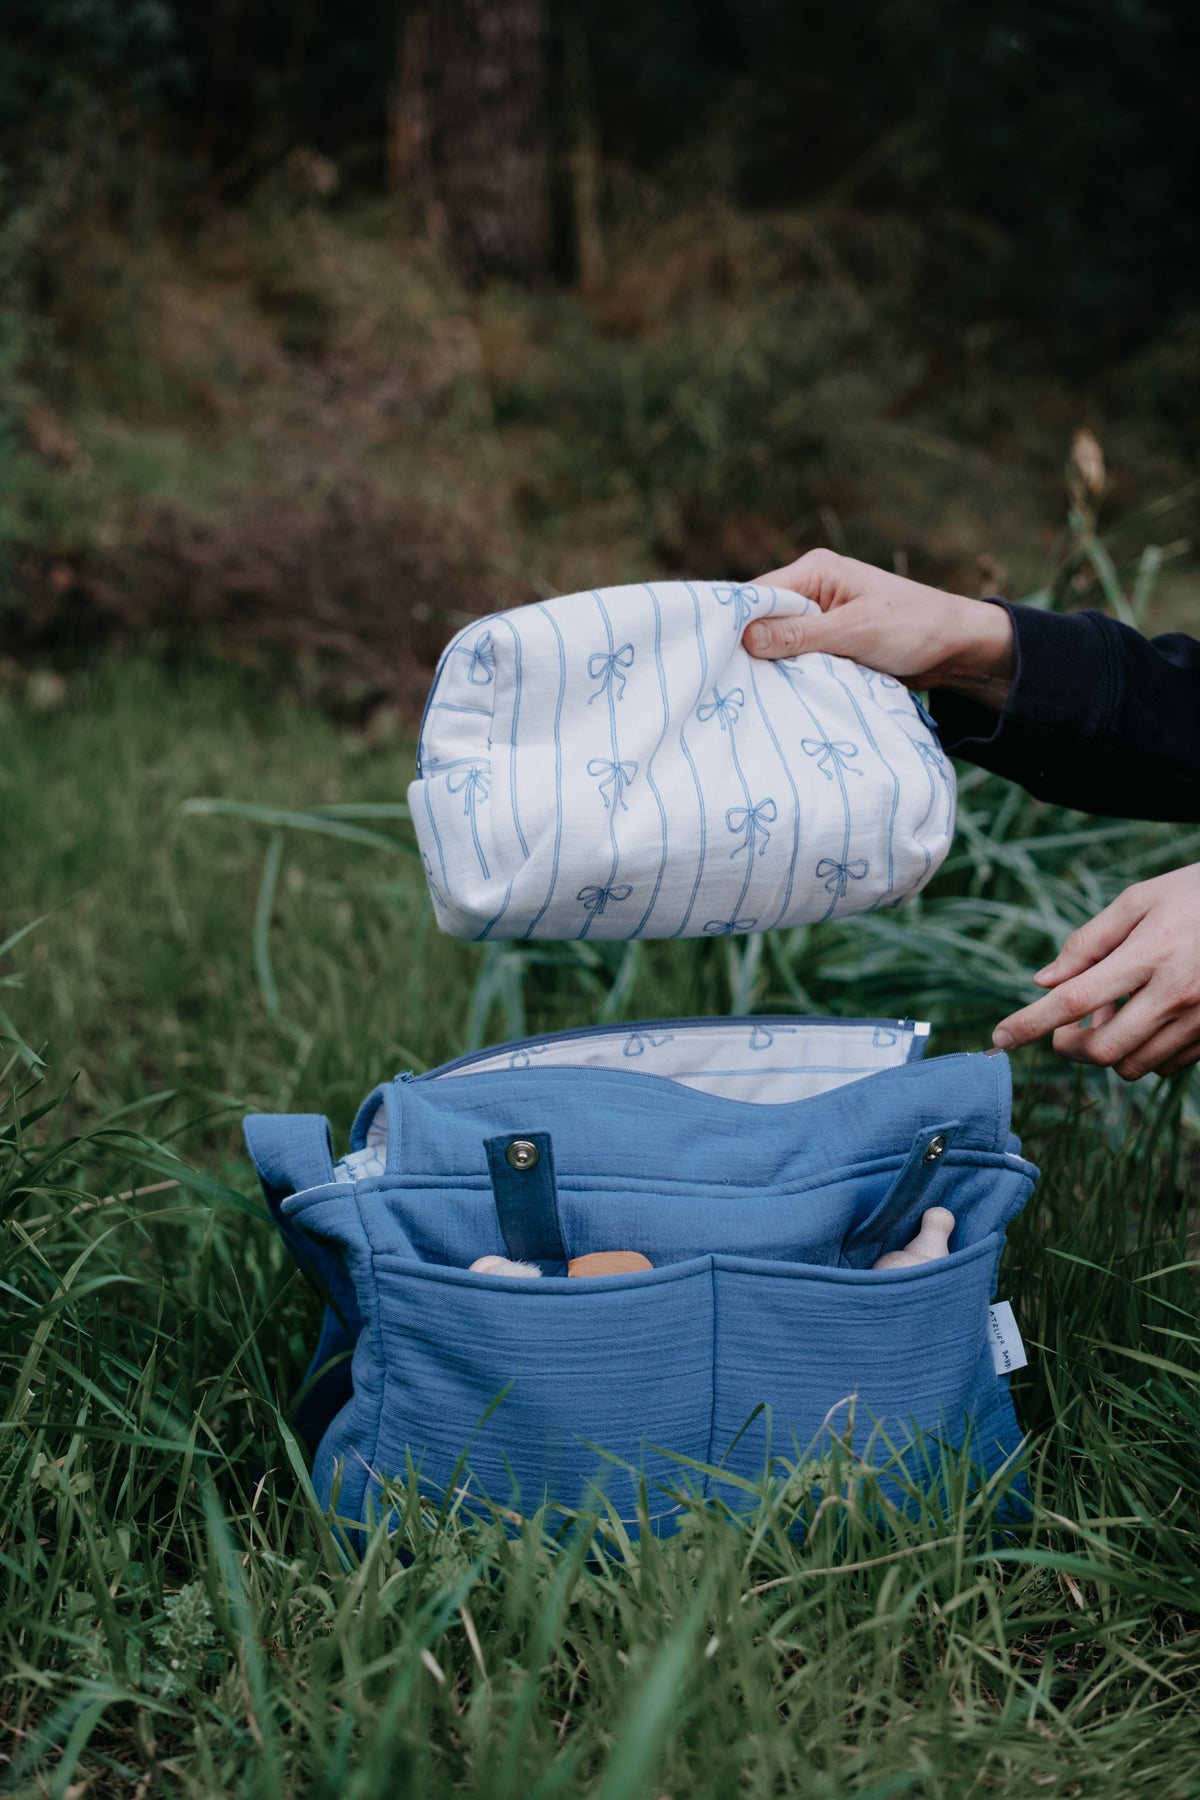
xmin=2 ymin=657 xmax=1199 ymax=1795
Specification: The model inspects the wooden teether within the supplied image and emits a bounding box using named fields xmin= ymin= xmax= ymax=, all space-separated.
xmin=567 ymin=1251 xmax=653 ymax=1278
xmin=872 ymin=1207 xmax=955 ymax=1270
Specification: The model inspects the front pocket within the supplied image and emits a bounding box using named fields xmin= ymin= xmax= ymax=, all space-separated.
xmin=708 ymin=1240 xmax=1001 ymax=1492
xmin=365 ymin=1257 xmax=715 ymax=1521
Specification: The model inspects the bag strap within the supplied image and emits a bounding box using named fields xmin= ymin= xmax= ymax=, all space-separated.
xmin=484 ymin=1130 xmax=569 ymax=1275
xmin=243 ymin=1112 xmax=361 ymax=1448
xmin=243 ymin=1112 xmax=336 ymax=1205
xmin=243 ymin=1112 xmax=360 ymax=1320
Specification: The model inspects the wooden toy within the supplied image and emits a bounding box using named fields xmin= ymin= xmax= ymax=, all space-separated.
xmin=872 ymin=1207 xmax=955 ymax=1270
xmin=567 ymin=1251 xmax=654 ymax=1278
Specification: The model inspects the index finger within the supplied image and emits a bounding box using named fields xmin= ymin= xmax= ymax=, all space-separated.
xmin=993 ymin=970 xmax=1134 ymax=1049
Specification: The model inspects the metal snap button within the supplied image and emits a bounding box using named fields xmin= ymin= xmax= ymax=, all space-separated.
xmin=505 ymin=1138 xmax=540 ymax=1171
xmin=923 ymin=1134 xmax=947 ymax=1164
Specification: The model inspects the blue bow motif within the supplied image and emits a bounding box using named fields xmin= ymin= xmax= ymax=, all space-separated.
xmin=725 ymin=796 xmax=777 ymax=858
xmin=713 ymin=583 xmax=761 ymax=628
xmin=697 ymin=686 xmax=745 ymax=731
xmin=801 ymin=736 xmax=863 ymax=779
xmin=872 ymin=1026 xmax=898 ymax=1048
xmin=859 ymin=666 xmax=901 ymax=693
xmin=578 ymin=881 xmax=633 ymax=918
xmin=816 ymin=857 xmax=869 ymax=899
xmin=916 ymin=739 xmax=953 ymax=786
xmin=587 ymin=643 xmax=635 ymax=702
xmin=587 ymin=756 xmax=639 ymax=811
xmin=748 ymin=1024 xmax=774 ymax=1051
xmin=421 ymin=853 xmax=446 ymax=907
xmin=623 ymin=1030 xmax=675 ymax=1057
xmin=703 ymin=915 xmax=759 ymax=936
xmin=447 ymin=765 xmax=490 ymax=813
xmin=462 ymin=629 xmax=495 ymax=685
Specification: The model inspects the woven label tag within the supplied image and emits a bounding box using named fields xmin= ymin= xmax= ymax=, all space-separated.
xmin=987 ymin=1300 xmax=1028 ymax=1374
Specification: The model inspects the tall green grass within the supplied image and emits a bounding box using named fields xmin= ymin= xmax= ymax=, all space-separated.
xmin=3 ymin=1059 xmax=1198 ymax=1796
xmin=2 ymin=658 xmax=1199 ymax=1795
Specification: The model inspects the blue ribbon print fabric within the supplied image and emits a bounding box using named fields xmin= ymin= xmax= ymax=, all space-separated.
xmin=411 ymin=581 xmax=957 ymax=941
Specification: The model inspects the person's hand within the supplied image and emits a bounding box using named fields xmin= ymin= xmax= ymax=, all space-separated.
xmin=993 ymin=865 xmax=1200 ymax=1078
xmin=743 ymin=548 xmax=1016 ymax=709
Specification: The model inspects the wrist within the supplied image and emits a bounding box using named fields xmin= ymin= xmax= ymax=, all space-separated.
xmin=936 ymin=597 xmax=1016 ymax=710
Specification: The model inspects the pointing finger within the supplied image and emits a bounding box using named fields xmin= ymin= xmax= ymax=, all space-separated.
xmin=992 ymin=964 xmax=1138 ymax=1049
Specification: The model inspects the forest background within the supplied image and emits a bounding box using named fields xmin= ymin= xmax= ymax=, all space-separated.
xmin=2 ymin=0 xmax=1198 ymax=704
xmin=3 ymin=4 xmax=1200 ymax=1796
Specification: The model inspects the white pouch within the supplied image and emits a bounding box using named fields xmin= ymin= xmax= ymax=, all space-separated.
xmin=409 ymin=580 xmax=955 ymax=940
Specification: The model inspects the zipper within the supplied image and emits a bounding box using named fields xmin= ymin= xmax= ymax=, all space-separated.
xmin=418 ymin=1015 xmax=924 ymax=1081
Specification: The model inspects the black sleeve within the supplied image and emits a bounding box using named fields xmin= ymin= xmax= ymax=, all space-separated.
xmin=929 ymin=601 xmax=1200 ymax=822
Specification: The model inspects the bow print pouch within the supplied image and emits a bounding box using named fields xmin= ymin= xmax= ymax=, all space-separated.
xmin=410 ymin=580 xmax=956 ymax=940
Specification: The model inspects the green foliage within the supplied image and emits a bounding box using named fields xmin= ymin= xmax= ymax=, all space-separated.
xmin=0 ymin=171 xmax=44 ymax=582
xmin=0 ymin=0 xmax=183 ymax=147
xmin=490 ymin=264 xmax=905 ymax=561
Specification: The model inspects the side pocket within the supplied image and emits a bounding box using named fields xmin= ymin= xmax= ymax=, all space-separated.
xmin=281 ymin=1188 xmax=381 ymax=1518
xmin=710 ymin=1240 xmax=1000 ymax=1492
xmin=839 ymin=1121 xmax=960 ymax=1267
xmin=364 ymin=1257 xmax=715 ymax=1522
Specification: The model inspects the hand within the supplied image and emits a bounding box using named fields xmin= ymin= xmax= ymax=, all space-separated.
xmin=743 ymin=548 xmax=1016 ymax=710
xmin=993 ymin=865 xmax=1200 ymax=1078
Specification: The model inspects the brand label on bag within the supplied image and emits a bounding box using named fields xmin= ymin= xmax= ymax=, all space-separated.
xmin=987 ymin=1300 xmax=1028 ymax=1374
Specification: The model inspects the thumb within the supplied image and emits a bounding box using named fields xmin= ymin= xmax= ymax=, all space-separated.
xmin=743 ymin=609 xmax=836 ymax=660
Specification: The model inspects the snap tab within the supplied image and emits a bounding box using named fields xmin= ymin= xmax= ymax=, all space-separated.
xmin=923 ymin=1134 xmax=947 ymax=1164
xmin=505 ymin=1138 xmax=540 ymax=1171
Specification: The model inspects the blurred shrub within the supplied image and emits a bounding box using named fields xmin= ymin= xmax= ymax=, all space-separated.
xmin=487 ymin=203 xmax=915 ymax=570
xmin=4 ymin=473 xmax=494 ymax=717
xmin=0 ymin=1 xmax=184 ymax=159
xmin=575 ymin=0 xmax=1200 ymax=367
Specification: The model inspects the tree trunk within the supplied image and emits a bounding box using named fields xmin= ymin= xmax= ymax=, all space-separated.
xmin=391 ymin=0 xmax=550 ymax=288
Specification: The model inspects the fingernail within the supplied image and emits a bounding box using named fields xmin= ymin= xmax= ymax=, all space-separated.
xmin=992 ymin=1028 xmax=1014 ymax=1049
xmin=1033 ymin=963 xmax=1056 ymax=982
xmin=746 ymin=623 xmax=773 ymax=651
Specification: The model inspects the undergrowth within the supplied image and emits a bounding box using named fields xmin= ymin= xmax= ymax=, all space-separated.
xmin=4 ymin=184 xmax=1197 ymax=702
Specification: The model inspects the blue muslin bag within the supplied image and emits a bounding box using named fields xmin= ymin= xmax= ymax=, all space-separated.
xmin=245 ymin=1017 xmax=1036 ymax=1529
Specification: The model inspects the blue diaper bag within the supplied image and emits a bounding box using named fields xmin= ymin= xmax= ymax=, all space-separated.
xmin=245 ymin=1016 xmax=1037 ymax=1528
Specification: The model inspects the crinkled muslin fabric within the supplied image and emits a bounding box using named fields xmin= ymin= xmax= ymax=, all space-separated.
xmin=244 ymin=1020 xmax=1036 ymax=1530
xmin=410 ymin=580 xmax=956 ymax=941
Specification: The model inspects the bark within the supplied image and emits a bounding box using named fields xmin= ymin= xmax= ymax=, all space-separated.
xmin=391 ymin=0 xmax=550 ymax=287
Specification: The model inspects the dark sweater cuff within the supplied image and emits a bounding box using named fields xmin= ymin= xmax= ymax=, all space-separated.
xmin=930 ymin=599 xmax=1111 ymax=769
